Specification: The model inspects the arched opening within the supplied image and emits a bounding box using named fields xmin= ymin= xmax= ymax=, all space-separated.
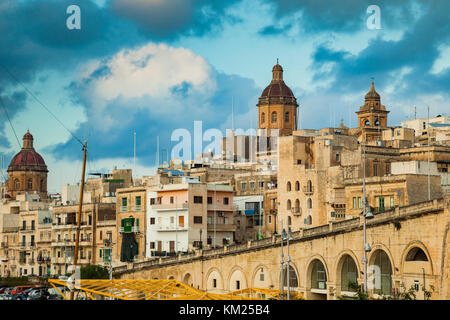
xmin=284 ymin=112 xmax=289 ymax=123
xmin=364 ymin=120 xmax=370 ymax=126
xmin=27 ymin=179 xmax=33 ymax=190
xmin=168 ymin=276 xmax=175 ymax=280
xmin=15 ymin=179 xmax=20 ymax=190
xmin=340 ymin=255 xmax=358 ymax=293
xmin=307 ymin=180 xmax=312 ymax=192
xmin=261 ymin=112 xmax=265 ymax=123
xmin=406 ymin=247 xmax=428 ymax=261
xmin=183 ymin=273 xmax=193 ymax=287
xmin=229 ymin=269 xmax=247 ymax=291
xmin=370 ymin=250 xmax=392 ymax=296
xmin=295 ymin=181 xmax=300 ymax=191
xmin=286 ymin=182 xmax=291 ymax=192
xmin=294 ymin=199 xmax=300 ymax=214
xmin=307 ymin=259 xmax=328 ymax=300
xmin=286 ymin=200 xmax=291 ymax=210
xmin=287 ymin=216 xmax=292 ymax=225
xmin=271 ymin=111 xmax=277 ymax=123
xmin=282 ymin=264 xmax=298 ymax=290
xmin=307 ymin=198 xmax=312 ymax=209
xmin=206 ymin=269 xmax=223 ymax=293
xmin=374 ymin=119 xmax=380 ymax=126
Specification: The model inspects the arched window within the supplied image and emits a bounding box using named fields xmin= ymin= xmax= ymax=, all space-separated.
xmin=374 ymin=119 xmax=380 ymax=126
xmin=311 ymin=260 xmax=327 ymax=290
xmin=40 ymin=179 xmax=44 ymax=191
xmin=295 ymin=199 xmax=300 ymax=213
xmin=287 ymin=216 xmax=292 ymax=226
xmin=295 ymin=181 xmax=300 ymax=191
xmin=341 ymin=255 xmax=358 ymax=292
xmin=261 ymin=112 xmax=265 ymax=123
xmin=287 ymin=200 xmax=291 ymax=210
xmin=287 ymin=182 xmax=291 ymax=192
xmin=406 ymin=247 xmax=428 ymax=261
xmin=284 ymin=112 xmax=289 ymax=123
xmin=282 ymin=264 xmax=298 ymax=287
xmin=27 ymin=179 xmax=33 ymax=190
xmin=15 ymin=179 xmax=20 ymax=190
xmin=364 ymin=120 xmax=370 ymax=126
xmin=271 ymin=111 xmax=277 ymax=123
xmin=307 ymin=198 xmax=312 ymax=209
xmin=372 ymin=250 xmax=392 ymax=296
xmin=307 ymin=180 xmax=312 ymax=192
xmin=305 ymin=215 xmax=312 ymax=225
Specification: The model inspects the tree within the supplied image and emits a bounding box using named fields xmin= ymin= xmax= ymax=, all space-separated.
xmin=80 ymin=265 xmax=109 ymax=279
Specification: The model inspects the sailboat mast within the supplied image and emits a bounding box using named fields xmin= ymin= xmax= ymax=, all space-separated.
xmin=70 ymin=142 xmax=87 ymax=300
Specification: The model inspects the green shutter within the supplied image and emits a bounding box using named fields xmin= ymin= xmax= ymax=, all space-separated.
xmin=100 ymin=249 xmax=102 ymax=258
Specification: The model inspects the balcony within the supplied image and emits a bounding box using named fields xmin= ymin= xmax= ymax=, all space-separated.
xmin=119 ymin=226 xmax=140 ymax=233
xmin=207 ymin=203 xmax=235 ymax=212
xmin=151 ymin=203 xmax=189 ymax=211
xmin=155 ymin=224 xmax=188 ymax=232
xmin=302 ymin=186 xmax=314 ymax=195
xmin=207 ymin=223 xmax=237 ymax=232
xmin=1 ymin=256 xmax=9 ymax=262
xmin=134 ymin=205 xmax=142 ymax=212
xmin=28 ymin=242 xmax=36 ymax=248
xmin=120 ymin=206 xmax=128 ymax=212
xmin=19 ymin=226 xmax=35 ymax=232
xmin=291 ymin=207 xmax=301 ymax=216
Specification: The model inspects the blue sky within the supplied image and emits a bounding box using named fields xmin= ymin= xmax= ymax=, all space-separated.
xmin=0 ymin=0 xmax=449 ymax=192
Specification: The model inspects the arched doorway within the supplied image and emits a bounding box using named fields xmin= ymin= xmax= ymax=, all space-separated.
xmin=229 ymin=269 xmax=247 ymax=291
xmin=281 ymin=264 xmax=298 ymax=295
xmin=307 ymin=259 xmax=328 ymax=300
xmin=339 ymin=255 xmax=358 ymax=295
xmin=402 ymin=245 xmax=433 ymax=299
xmin=183 ymin=273 xmax=193 ymax=287
xmin=370 ymin=250 xmax=392 ymax=297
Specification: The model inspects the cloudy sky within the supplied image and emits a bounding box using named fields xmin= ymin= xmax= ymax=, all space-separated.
xmin=0 ymin=0 xmax=449 ymax=192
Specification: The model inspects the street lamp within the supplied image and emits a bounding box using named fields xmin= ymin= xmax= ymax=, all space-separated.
xmin=362 ymin=142 xmax=374 ymax=296
xmin=282 ymin=227 xmax=294 ymax=300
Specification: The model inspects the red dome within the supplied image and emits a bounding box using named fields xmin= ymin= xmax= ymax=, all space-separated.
xmin=7 ymin=131 xmax=48 ymax=173
xmin=261 ymin=82 xmax=295 ymax=98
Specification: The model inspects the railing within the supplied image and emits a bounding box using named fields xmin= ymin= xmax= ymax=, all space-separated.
xmin=302 ymin=186 xmax=314 ymax=194
xmin=120 ymin=206 xmax=127 ymax=212
xmin=113 ymin=199 xmax=445 ymax=275
xmin=134 ymin=205 xmax=142 ymax=212
xmin=20 ymin=226 xmax=35 ymax=232
xmin=207 ymin=203 xmax=235 ymax=212
xmin=151 ymin=203 xmax=189 ymax=211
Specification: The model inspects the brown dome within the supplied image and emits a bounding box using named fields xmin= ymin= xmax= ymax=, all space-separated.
xmin=7 ymin=131 xmax=48 ymax=173
xmin=261 ymin=81 xmax=295 ymax=98
xmin=365 ymin=82 xmax=380 ymax=101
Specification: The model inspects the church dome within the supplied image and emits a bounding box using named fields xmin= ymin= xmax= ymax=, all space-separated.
xmin=7 ymin=131 xmax=48 ymax=173
xmin=259 ymin=60 xmax=296 ymax=101
xmin=365 ymin=81 xmax=380 ymax=101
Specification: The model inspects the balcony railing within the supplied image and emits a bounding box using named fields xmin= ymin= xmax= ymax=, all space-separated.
xmin=134 ymin=205 xmax=142 ymax=212
xmin=120 ymin=206 xmax=127 ymax=212
xmin=19 ymin=226 xmax=35 ymax=232
xmin=151 ymin=203 xmax=189 ymax=211
xmin=302 ymin=186 xmax=314 ymax=194
xmin=120 ymin=226 xmax=140 ymax=233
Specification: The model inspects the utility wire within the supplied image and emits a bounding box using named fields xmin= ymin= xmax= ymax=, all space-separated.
xmin=0 ymin=63 xmax=84 ymax=147
xmin=0 ymin=96 xmax=22 ymax=150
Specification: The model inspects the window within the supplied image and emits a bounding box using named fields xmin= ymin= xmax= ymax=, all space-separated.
xmin=378 ymin=197 xmax=385 ymax=212
xmin=358 ymin=197 xmax=362 ymax=209
xmin=207 ymin=216 xmax=212 ymax=225
xmin=386 ymin=163 xmax=390 ymax=175
xmin=374 ymin=120 xmax=380 ymax=126
xmin=284 ymin=112 xmax=289 ymax=123
xmin=150 ymin=217 xmax=155 ymax=225
xmin=353 ymin=197 xmax=357 ymax=209
xmin=390 ymin=196 xmax=395 ymax=209
xmin=150 ymin=198 xmax=155 ymax=205
xmin=250 ymin=182 xmax=255 ymax=189
xmin=136 ymin=196 xmax=141 ymax=206
xmin=373 ymin=164 xmax=378 ymax=176
xmin=236 ymin=280 xmax=240 ymax=290
xmin=99 ymin=231 xmax=102 ymax=240
xmin=150 ymin=242 xmax=155 ymax=249
xmin=170 ymin=196 xmax=174 ymax=204
xmin=193 ymin=196 xmax=203 ymax=203
xmin=213 ymin=279 xmax=217 ymax=288
xmin=287 ymin=182 xmax=291 ymax=192
xmin=295 ymin=181 xmax=300 ymax=191
xmin=207 ymin=197 xmax=212 ymax=204
xmin=224 ymin=197 xmax=229 ymax=205
xmin=31 ymin=220 xmax=35 ymax=230
xmin=122 ymin=198 xmax=127 ymax=207
xmin=170 ymin=216 xmax=174 ymax=224
xmin=193 ymin=216 xmax=203 ymax=224
xmin=260 ymin=273 xmax=264 ymax=281
xmin=372 ymin=250 xmax=392 ymax=296
xmin=288 ymin=216 xmax=292 ymax=225
xmin=261 ymin=112 xmax=265 ymax=123
xmin=27 ymin=179 xmax=33 ymax=190
xmin=311 ymin=260 xmax=327 ymax=290
xmin=364 ymin=120 xmax=370 ymax=126
xmin=307 ymin=198 xmax=312 ymax=209
xmin=336 ymin=153 xmax=340 ymax=162
xmin=287 ymin=200 xmax=291 ymax=210
xmin=15 ymin=179 xmax=20 ymax=190
xmin=241 ymin=183 xmax=247 ymax=190
xmin=271 ymin=111 xmax=277 ymax=123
